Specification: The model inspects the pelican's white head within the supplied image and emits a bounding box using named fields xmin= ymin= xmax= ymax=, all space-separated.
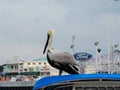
xmin=43 ymin=30 xmax=54 ymax=54
xmin=47 ymin=30 xmax=54 ymax=36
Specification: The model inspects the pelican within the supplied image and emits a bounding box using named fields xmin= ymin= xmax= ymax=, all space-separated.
xmin=43 ymin=30 xmax=80 ymax=75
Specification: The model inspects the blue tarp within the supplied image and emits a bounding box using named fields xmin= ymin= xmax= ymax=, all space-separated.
xmin=33 ymin=74 xmax=120 ymax=90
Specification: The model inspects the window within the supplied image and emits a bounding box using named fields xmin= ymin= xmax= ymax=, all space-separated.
xmin=11 ymin=66 xmax=13 ymax=69
xmin=98 ymin=87 xmax=106 ymax=90
xmin=28 ymin=63 xmax=30 ymax=65
xmin=44 ymin=62 xmax=46 ymax=65
xmin=115 ymin=87 xmax=120 ymax=90
xmin=118 ymin=63 xmax=120 ymax=66
xmin=33 ymin=63 xmax=35 ymax=65
xmin=15 ymin=65 xmax=18 ymax=71
xmin=29 ymin=67 xmax=33 ymax=71
xmin=24 ymin=69 xmax=27 ymax=71
xmin=19 ymin=63 xmax=23 ymax=65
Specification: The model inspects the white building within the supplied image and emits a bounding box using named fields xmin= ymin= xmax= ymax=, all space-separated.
xmin=3 ymin=57 xmax=59 ymax=76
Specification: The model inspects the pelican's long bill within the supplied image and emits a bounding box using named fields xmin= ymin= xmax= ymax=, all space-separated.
xmin=43 ymin=30 xmax=53 ymax=54
xmin=43 ymin=34 xmax=50 ymax=54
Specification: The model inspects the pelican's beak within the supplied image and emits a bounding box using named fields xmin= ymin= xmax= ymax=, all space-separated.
xmin=43 ymin=34 xmax=50 ymax=54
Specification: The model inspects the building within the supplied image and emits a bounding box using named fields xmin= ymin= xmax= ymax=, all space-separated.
xmin=85 ymin=66 xmax=96 ymax=74
xmin=2 ymin=57 xmax=59 ymax=77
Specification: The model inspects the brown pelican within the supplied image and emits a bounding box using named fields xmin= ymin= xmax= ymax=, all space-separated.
xmin=43 ymin=30 xmax=80 ymax=75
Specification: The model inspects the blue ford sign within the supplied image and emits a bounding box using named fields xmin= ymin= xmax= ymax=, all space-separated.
xmin=74 ymin=52 xmax=92 ymax=61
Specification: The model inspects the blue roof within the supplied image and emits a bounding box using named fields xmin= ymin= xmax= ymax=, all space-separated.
xmin=33 ymin=74 xmax=120 ymax=90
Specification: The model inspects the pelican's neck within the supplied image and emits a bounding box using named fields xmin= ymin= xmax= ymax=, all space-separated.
xmin=47 ymin=50 xmax=52 ymax=61
xmin=48 ymin=34 xmax=53 ymax=50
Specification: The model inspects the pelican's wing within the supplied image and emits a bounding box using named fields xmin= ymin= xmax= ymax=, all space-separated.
xmin=49 ymin=52 xmax=79 ymax=66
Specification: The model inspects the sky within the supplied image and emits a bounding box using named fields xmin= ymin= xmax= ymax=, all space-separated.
xmin=0 ymin=0 xmax=120 ymax=63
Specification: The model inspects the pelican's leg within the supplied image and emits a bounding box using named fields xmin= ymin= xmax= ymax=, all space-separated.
xmin=59 ymin=70 xmax=63 ymax=76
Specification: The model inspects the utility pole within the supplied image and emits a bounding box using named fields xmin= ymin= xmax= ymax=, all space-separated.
xmin=94 ymin=41 xmax=99 ymax=73
xmin=70 ymin=36 xmax=75 ymax=55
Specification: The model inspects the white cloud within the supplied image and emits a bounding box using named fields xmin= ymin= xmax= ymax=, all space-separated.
xmin=0 ymin=0 xmax=120 ymax=63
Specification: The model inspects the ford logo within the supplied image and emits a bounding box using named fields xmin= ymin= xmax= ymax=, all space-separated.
xmin=74 ymin=52 xmax=92 ymax=61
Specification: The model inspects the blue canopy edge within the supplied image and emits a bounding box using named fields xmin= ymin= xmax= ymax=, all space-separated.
xmin=33 ymin=74 xmax=120 ymax=90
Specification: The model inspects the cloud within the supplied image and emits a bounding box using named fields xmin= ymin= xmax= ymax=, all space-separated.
xmin=0 ymin=0 xmax=120 ymax=63
xmin=0 ymin=0 xmax=71 ymax=61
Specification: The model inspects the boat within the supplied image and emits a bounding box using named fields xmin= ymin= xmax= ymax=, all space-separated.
xmin=33 ymin=74 xmax=120 ymax=90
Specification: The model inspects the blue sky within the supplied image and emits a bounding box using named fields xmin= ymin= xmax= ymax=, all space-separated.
xmin=0 ymin=0 xmax=120 ymax=63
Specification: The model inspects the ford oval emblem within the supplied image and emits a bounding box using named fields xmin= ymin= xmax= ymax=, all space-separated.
xmin=74 ymin=52 xmax=92 ymax=61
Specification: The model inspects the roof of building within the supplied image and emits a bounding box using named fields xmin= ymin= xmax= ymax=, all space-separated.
xmin=2 ymin=57 xmax=47 ymax=65
xmin=33 ymin=57 xmax=47 ymax=61
xmin=3 ymin=61 xmax=22 ymax=65
xmin=33 ymin=74 xmax=120 ymax=90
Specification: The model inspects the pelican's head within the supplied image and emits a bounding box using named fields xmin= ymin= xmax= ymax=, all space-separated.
xmin=47 ymin=30 xmax=54 ymax=36
xmin=43 ymin=30 xmax=54 ymax=54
